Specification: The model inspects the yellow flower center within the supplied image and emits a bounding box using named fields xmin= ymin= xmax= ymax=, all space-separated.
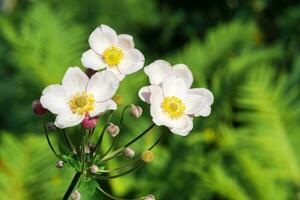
xmin=69 ymin=92 xmax=95 ymax=115
xmin=161 ymin=96 xmax=185 ymax=119
xmin=102 ymin=46 xmax=124 ymax=67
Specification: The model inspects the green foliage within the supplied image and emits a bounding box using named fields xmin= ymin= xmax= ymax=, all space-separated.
xmin=0 ymin=132 xmax=73 ymax=200
xmin=0 ymin=0 xmax=299 ymax=200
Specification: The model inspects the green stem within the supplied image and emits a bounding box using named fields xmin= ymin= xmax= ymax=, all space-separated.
xmin=62 ymin=172 xmax=81 ymax=200
xmin=43 ymin=120 xmax=63 ymax=160
xmin=125 ymin=123 xmax=155 ymax=147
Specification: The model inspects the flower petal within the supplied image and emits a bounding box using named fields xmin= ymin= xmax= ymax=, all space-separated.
xmin=118 ymin=49 xmax=145 ymax=75
xmin=144 ymin=60 xmax=172 ymax=85
xmin=170 ymin=117 xmax=193 ymax=136
xmin=55 ymin=112 xmax=84 ymax=128
xmin=107 ymin=67 xmax=126 ymax=81
xmin=87 ymin=70 xmax=119 ymax=102
xmin=138 ymin=85 xmax=152 ymax=104
xmin=172 ymin=64 xmax=193 ymax=88
xmin=162 ymin=75 xmax=188 ymax=98
xmin=62 ymin=67 xmax=89 ymax=96
xmin=81 ymin=49 xmax=106 ymax=70
xmin=89 ymin=25 xmax=118 ymax=54
xmin=89 ymin=100 xmax=117 ymax=117
xmin=187 ymin=88 xmax=213 ymax=117
xmin=183 ymin=94 xmax=206 ymax=115
xmin=149 ymin=85 xmax=190 ymax=130
xmin=40 ymin=84 xmax=70 ymax=115
xmin=117 ymin=34 xmax=134 ymax=50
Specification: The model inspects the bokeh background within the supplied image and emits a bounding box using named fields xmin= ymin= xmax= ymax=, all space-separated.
xmin=0 ymin=0 xmax=300 ymax=199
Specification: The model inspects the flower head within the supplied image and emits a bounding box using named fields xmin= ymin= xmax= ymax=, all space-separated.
xmin=40 ymin=67 xmax=119 ymax=128
xmin=81 ymin=25 xmax=145 ymax=81
xmin=140 ymin=73 xmax=213 ymax=136
xmin=138 ymin=60 xmax=193 ymax=103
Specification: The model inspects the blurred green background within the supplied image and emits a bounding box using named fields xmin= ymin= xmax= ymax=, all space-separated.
xmin=0 ymin=0 xmax=300 ymax=199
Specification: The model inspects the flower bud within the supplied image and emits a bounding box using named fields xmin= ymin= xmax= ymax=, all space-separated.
xmin=84 ymin=145 xmax=90 ymax=154
xmin=56 ymin=160 xmax=64 ymax=168
xmin=141 ymin=150 xmax=153 ymax=163
xmin=88 ymin=143 xmax=95 ymax=152
xmin=107 ymin=123 xmax=120 ymax=137
xmin=89 ymin=165 xmax=99 ymax=174
xmin=144 ymin=194 xmax=155 ymax=200
xmin=46 ymin=122 xmax=57 ymax=132
xmin=85 ymin=68 xmax=97 ymax=78
xmin=32 ymin=99 xmax=47 ymax=116
xmin=130 ymin=105 xmax=143 ymax=118
xmin=124 ymin=147 xmax=135 ymax=158
xmin=82 ymin=115 xmax=98 ymax=129
xmin=112 ymin=95 xmax=124 ymax=106
xmin=71 ymin=190 xmax=81 ymax=200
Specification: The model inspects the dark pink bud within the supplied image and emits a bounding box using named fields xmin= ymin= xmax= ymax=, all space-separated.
xmin=32 ymin=99 xmax=47 ymax=116
xmin=82 ymin=115 xmax=98 ymax=129
xmin=85 ymin=68 xmax=97 ymax=78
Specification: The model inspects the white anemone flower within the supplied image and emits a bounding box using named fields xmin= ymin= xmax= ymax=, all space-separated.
xmin=40 ymin=67 xmax=119 ymax=128
xmin=139 ymin=65 xmax=214 ymax=136
xmin=139 ymin=60 xmax=193 ymax=103
xmin=81 ymin=24 xmax=145 ymax=81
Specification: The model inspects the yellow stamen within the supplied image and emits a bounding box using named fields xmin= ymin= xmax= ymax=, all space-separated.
xmin=102 ymin=46 xmax=124 ymax=67
xmin=69 ymin=92 xmax=95 ymax=115
xmin=161 ymin=96 xmax=185 ymax=119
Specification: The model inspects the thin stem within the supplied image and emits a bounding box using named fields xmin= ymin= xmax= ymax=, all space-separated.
xmin=100 ymin=123 xmax=156 ymax=163
xmin=81 ymin=127 xmax=86 ymax=172
xmin=43 ymin=120 xmax=63 ymax=160
xmin=62 ymin=172 xmax=81 ymax=200
xmin=91 ymin=125 xmax=109 ymax=157
xmin=101 ymin=139 xmax=117 ymax=158
xmin=63 ymin=129 xmax=77 ymax=155
xmin=96 ymin=161 xmax=144 ymax=180
xmin=125 ymin=123 xmax=155 ymax=147
xmin=97 ymin=185 xmax=142 ymax=200
xmin=119 ymin=105 xmax=131 ymax=128
xmin=148 ymin=131 xmax=168 ymax=150
xmin=98 ymin=158 xmax=141 ymax=173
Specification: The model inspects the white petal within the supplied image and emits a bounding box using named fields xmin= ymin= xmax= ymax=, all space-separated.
xmin=81 ymin=49 xmax=106 ymax=70
xmin=62 ymin=67 xmax=89 ymax=96
xmin=189 ymin=88 xmax=214 ymax=105
xmin=184 ymin=94 xmax=205 ymax=115
xmin=172 ymin=64 xmax=193 ymax=88
xmin=149 ymin=85 xmax=190 ymax=130
xmin=89 ymin=100 xmax=117 ymax=117
xmin=118 ymin=49 xmax=145 ymax=75
xmin=188 ymin=88 xmax=213 ymax=117
xmin=117 ymin=34 xmax=134 ymax=50
xmin=87 ymin=70 xmax=119 ymax=102
xmin=144 ymin=60 xmax=172 ymax=85
xmin=138 ymin=85 xmax=152 ymax=104
xmin=40 ymin=84 xmax=70 ymax=115
xmin=162 ymin=76 xmax=188 ymax=98
xmin=170 ymin=117 xmax=193 ymax=136
xmin=55 ymin=112 xmax=84 ymax=128
xmin=107 ymin=67 xmax=125 ymax=81
xmin=89 ymin=25 xmax=118 ymax=54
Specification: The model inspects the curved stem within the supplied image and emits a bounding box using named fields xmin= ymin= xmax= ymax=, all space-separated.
xmin=97 ymin=185 xmax=142 ymax=200
xmin=125 ymin=123 xmax=155 ymax=147
xmin=148 ymin=131 xmax=168 ymax=150
xmin=43 ymin=120 xmax=63 ymax=160
xmin=62 ymin=172 xmax=81 ymax=200
xmin=119 ymin=105 xmax=131 ymax=128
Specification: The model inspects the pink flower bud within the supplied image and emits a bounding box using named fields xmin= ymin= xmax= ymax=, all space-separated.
xmin=32 ymin=99 xmax=47 ymax=116
xmin=130 ymin=105 xmax=143 ymax=118
xmin=144 ymin=194 xmax=155 ymax=200
xmin=124 ymin=147 xmax=135 ymax=158
xmin=82 ymin=115 xmax=98 ymax=129
xmin=89 ymin=165 xmax=99 ymax=174
xmin=107 ymin=123 xmax=120 ymax=137
xmin=56 ymin=160 xmax=64 ymax=168
xmin=71 ymin=190 xmax=81 ymax=200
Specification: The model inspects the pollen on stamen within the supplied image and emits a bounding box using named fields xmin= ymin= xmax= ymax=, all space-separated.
xmin=161 ymin=96 xmax=185 ymax=119
xmin=102 ymin=46 xmax=124 ymax=67
xmin=69 ymin=92 xmax=95 ymax=115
